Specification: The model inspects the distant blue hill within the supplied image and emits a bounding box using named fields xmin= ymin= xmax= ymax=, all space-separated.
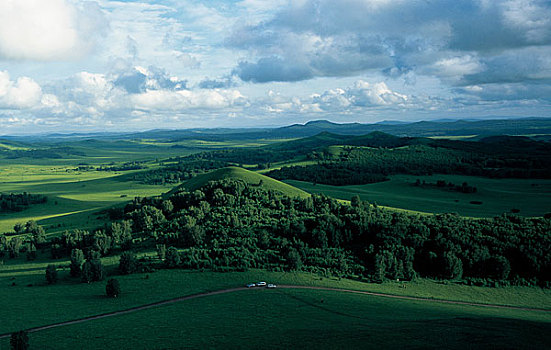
xmin=2 ymin=117 xmax=550 ymax=142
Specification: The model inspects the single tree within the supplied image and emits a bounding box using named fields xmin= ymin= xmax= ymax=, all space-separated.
xmin=165 ymin=247 xmax=181 ymax=268
xmin=119 ymin=251 xmax=138 ymax=275
xmin=286 ymin=249 xmax=302 ymax=271
xmin=156 ymin=244 xmax=166 ymax=260
xmin=82 ymin=260 xmax=93 ymax=283
xmin=45 ymin=264 xmax=58 ymax=284
xmin=70 ymin=248 xmax=85 ymax=277
xmin=106 ymin=278 xmax=121 ymax=298
xmin=351 ymin=195 xmax=361 ymax=208
xmin=81 ymin=258 xmax=104 ymax=283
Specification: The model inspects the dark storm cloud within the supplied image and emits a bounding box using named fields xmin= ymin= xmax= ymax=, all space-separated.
xmin=233 ymin=56 xmax=314 ymax=83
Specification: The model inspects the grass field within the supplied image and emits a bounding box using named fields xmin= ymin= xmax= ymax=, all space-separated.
xmin=0 ymin=165 xmax=172 ymax=234
xmin=285 ymin=174 xmax=551 ymax=217
xmin=0 ymin=257 xmax=549 ymax=349
xmin=1 ymin=251 xmax=550 ymax=330
xmin=14 ymin=288 xmax=550 ymax=349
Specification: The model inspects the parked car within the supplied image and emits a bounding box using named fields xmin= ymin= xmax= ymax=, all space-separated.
xmin=267 ymin=284 xmax=277 ymax=289
xmin=257 ymin=281 xmax=267 ymax=287
xmin=246 ymin=283 xmax=256 ymax=288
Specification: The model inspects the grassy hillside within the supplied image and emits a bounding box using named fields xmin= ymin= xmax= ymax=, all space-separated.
xmin=0 ymin=165 xmax=172 ymax=234
xmin=169 ymin=166 xmax=310 ymax=198
xmin=285 ymin=174 xmax=551 ymax=217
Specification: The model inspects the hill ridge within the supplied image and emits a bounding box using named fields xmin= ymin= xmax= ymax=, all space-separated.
xmin=167 ymin=167 xmax=309 ymax=198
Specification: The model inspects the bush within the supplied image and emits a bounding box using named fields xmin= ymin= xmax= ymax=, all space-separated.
xmin=106 ymin=278 xmax=121 ymax=298
xmin=45 ymin=264 xmax=58 ymax=284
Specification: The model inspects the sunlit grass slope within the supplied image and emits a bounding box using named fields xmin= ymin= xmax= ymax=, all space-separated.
xmin=169 ymin=166 xmax=310 ymax=199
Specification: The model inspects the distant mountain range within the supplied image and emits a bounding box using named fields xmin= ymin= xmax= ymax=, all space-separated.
xmin=2 ymin=117 xmax=551 ymax=143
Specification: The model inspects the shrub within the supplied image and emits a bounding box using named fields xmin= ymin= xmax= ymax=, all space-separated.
xmin=106 ymin=278 xmax=121 ymax=298
xmin=45 ymin=264 xmax=58 ymax=284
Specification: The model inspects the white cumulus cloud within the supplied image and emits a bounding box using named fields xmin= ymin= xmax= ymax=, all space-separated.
xmin=132 ymin=89 xmax=247 ymax=111
xmin=0 ymin=0 xmax=107 ymax=61
xmin=0 ymin=71 xmax=43 ymax=109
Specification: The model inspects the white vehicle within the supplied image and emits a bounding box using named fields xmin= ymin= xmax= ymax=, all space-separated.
xmin=267 ymin=284 xmax=277 ymax=289
xmin=246 ymin=283 xmax=256 ymax=288
xmin=257 ymin=281 xmax=267 ymax=287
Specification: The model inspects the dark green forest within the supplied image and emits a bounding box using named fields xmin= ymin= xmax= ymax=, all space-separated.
xmin=268 ymin=137 xmax=551 ymax=186
xmin=0 ymin=193 xmax=47 ymax=213
xmin=136 ymin=132 xmax=551 ymax=187
xmin=8 ymin=179 xmax=546 ymax=288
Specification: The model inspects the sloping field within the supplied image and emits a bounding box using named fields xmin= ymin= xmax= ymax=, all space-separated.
xmin=169 ymin=166 xmax=310 ymax=199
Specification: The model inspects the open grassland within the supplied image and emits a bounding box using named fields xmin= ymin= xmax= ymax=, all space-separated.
xmin=0 ymin=141 xmax=197 ymax=167
xmin=0 ymin=261 xmax=549 ymax=349
xmin=13 ymin=288 xmax=550 ymax=350
xmin=1 ymin=252 xmax=550 ymax=336
xmin=0 ymin=164 xmax=172 ymax=234
xmin=285 ymin=174 xmax=551 ymax=217
xmin=134 ymin=138 xmax=299 ymax=148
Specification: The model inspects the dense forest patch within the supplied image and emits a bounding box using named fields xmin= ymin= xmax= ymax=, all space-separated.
xmin=4 ymin=178 xmax=546 ymax=287
xmin=0 ymin=193 xmax=47 ymax=213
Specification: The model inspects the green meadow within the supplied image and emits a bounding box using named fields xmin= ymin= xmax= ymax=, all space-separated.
xmin=0 ymin=164 xmax=172 ymax=234
xmin=0 ymin=258 xmax=549 ymax=349
xmin=19 ymin=288 xmax=550 ymax=349
xmin=285 ymin=174 xmax=551 ymax=217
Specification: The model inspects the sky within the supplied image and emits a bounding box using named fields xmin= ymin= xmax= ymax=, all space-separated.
xmin=0 ymin=0 xmax=550 ymax=134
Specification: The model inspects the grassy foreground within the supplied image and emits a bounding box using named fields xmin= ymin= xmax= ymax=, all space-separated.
xmin=14 ymin=288 xmax=550 ymax=349
xmin=1 ymin=254 xmax=550 ymax=349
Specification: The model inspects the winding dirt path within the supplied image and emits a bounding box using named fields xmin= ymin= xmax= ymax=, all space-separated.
xmin=1 ymin=285 xmax=549 ymax=339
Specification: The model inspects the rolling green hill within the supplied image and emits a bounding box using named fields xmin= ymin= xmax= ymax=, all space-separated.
xmin=168 ymin=166 xmax=310 ymax=198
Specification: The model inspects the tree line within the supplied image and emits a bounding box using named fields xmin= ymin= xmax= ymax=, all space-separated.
xmin=0 ymin=193 xmax=47 ymax=213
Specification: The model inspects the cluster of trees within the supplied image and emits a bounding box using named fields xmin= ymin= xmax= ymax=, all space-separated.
xmin=5 ymin=146 xmax=85 ymax=159
xmin=7 ymin=181 xmax=548 ymax=289
xmin=122 ymin=132 xmax=551 ymax=189
xmin=413 ymin=179 xmax=478 ymax=193
xmin=268 ymin=163 xmax=389 ymax=186
xmin=0 ymin=221 xmax=46 ymax=260
xmin=0 ymin=193 xmax=47 ymax=213
xmin=96 ymin=161 xmax=146 ymax=172
xmin=184 ymin=148 xmax=293 ymax=165
xmin=133 ymin=159 xmax=228 ymax=185
xmin=268 ymin=141 xmax=551 ymax=186
xmin=90 ymin=179 xmax=549 ymax=286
